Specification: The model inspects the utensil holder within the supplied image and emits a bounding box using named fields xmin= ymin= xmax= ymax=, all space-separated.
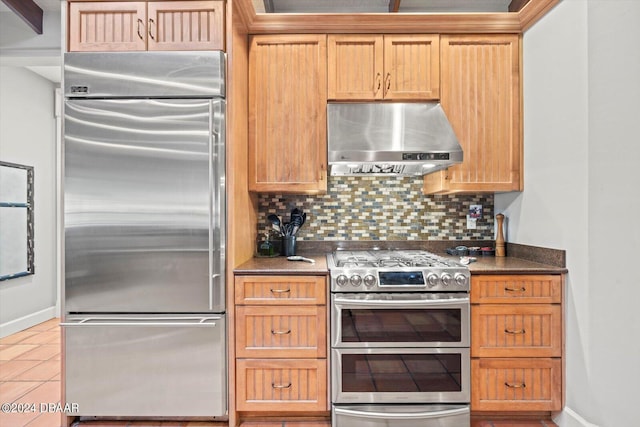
xmin=281 ymin=236 xmax=296 ymax=256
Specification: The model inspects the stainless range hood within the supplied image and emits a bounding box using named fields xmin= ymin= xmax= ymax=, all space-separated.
xmin=327 ymin=102 xmax=463 ymax=176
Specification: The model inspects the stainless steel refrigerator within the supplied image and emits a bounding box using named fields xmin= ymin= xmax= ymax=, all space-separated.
xmin=62 ymin=51 xmax=226 ymax=418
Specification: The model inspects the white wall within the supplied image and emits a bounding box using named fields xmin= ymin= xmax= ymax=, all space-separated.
xmin=496 ymin=0 xmax=640 ymax=426
xmin=0 ymin=66 xmax=58 ymax=336
xmin=0 ymin=9 xmax=61 ymax=63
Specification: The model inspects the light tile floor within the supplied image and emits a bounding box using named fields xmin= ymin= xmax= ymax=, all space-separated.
xmin=0 ymin=318 xmax=62 ymax=427
xmin=1 ymin=319 xmax=556 ymax=427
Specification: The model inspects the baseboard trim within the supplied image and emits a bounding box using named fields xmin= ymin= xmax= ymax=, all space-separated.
xmin=554 ymin=407 xmax=599 ymax=427
xmin=0 ymin=306 xmax=57 ymax=338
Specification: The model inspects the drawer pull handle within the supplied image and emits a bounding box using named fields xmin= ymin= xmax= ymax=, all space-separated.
xmin=271 ymin=329 xmax=291 ymax=335
xmin=505 ymin=328 xmax=526 ymax=334
xmin=270 ymin=288 xmax=291 ymax=294
xmin=505 ymin=382 xmax=526 ymax=388
xmin=505 ymin=287 xmax=526 ymax=292
xmin=272 ymin=382 xmax=292 ymax=389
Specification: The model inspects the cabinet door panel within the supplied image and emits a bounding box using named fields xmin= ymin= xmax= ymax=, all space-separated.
xmin=69 ymin=2 xmax=147 ymax=51
xmin=384 ymin=35 xmax=439 ymax=100
xmin=147 ymin=1 xmax=224 ymax=51
xmin=328 ymin=35 xmax=383 ymax=100
xmin=471 ymin=305 xmax=561 ymax=357
xmin=471 ymin=358 xmax=562 ymax=411
xmin=249 ymin=35 xmax=327 ymax=193
xmin=236 ymin=306 xmax=326 ymax=358
xmin=425 ymin=35 xmax=521 ymax=194
xmin=236 ymin=359 xmax=328 ymax=412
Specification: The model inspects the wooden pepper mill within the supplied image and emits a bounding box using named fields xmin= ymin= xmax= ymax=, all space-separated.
xmin=495 ymin=213 xmax=506 ymax=257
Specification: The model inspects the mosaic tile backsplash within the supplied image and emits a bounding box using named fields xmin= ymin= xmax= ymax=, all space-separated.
xmin=257 ymin=176 xmax=494 ymax=241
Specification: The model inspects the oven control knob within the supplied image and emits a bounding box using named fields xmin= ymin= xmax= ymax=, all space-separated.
xmin=350 ymin=275 xmax=362 ymax=287
xmin=455 ymin=273 xmax=468 ymax=287
xmin=336 ymin=275 xmax=349 ymax=287
xmin=426 ymin=273 xmax=439 ymax=287
xmin=441 ymin=273 xmax=453 ymax=287
xmin=363 ymin=274 xmax=377 ymax=287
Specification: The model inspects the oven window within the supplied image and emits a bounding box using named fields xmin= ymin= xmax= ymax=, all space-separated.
xmin=341 ymin=353 xmax=462 ymax=393
xmin=341 ymin=309 xmax=461 ymax=343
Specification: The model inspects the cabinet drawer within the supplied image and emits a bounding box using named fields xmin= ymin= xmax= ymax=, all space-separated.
xmin=471 ymin=305 xmax=561 ymax=357
xmin=471 ymin=275 xmax=562 ymax=304
xmin=235 ymin=275 xmax=326 ymax=305
xmin=236 ymin=359 xmax=328 ymax=412
xmin=471 ymin=358 xmax=562 ymax=412
xmin=236 ymin=306 xmax=327 ymax=358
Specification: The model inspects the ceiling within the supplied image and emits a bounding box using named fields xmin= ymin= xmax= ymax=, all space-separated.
xmin=1 ymin=0 xmax=518 ymax=14
xmin=252 ymin=0 xmax=514 ymax=14
xmin=0 ymin=0 xmax=61 ymax=13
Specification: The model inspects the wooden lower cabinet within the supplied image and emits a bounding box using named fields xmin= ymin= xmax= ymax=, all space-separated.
xmin=472 ymin=358 xmax=562 ymax=412
xmin=470 ymin=274 xmax=564 ymax=414
xmin=236 ymin=359 xmax=328 ymax=412
xmin=471 ymin=305 xmax=562 ymax=358
xmin=234 ymin=275 xmax=329 ymax=415
xmin=236 ymin=306 xmax=327 ymax=359
xmin=235 ymin=275 xmax=326 ymax=306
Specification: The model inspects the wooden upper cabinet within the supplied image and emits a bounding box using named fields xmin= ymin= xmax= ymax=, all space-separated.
xmin=383 ymin=35 xmax=440 ymax=100
xmin=249 ymin=35 xmax=328 ymax=194
xmin=69 ymin=2 xmax=147 ymax=51
xmin=424 ymin=34 xmax=522 ymax=194
xmin=328 ymin=34 xmax=439 ymax=100
xmin=147 ymin=1 xmax=224 ymax=51
xmin=68 ymin=1 xmax=225 ymax=52
xmin=327 ymin=35 xmax=383 ymax=100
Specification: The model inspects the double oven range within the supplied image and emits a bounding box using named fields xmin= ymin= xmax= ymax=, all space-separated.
xmin=328 ymin=250 xmax=471 ymax=427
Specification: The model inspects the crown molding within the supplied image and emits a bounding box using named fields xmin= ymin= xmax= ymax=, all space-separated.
xmin=233 ymin=0 xmax=561 ymax=34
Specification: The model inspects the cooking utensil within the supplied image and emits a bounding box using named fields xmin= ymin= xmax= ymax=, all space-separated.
xmin=282 ymin=222 xmax=291 ymax=236
xmin=288 ymin=208 xmax=305 ymax=236
xmin=287 ymin=255 xmax=315 ymax=264
xmin=267 ymin=214 xmax=283 ymax=236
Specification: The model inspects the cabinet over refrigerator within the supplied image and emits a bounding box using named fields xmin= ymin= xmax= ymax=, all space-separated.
xmin=62 ymin=51 xmax=226 ymax=419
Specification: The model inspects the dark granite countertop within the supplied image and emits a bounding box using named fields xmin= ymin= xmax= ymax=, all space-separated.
xmin=446 ymin=255 xmax=568 ymax=274
xmin=234 ymin=251 xmax=567 ymax=275
xmin=234 ymin=254 xmax=329 ymax=275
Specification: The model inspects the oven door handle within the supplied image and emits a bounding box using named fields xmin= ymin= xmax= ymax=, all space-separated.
xmin=333 ymin=405 xmax=470 ymax=420
xmin=333 ymin=295 xmax=468 ymax=308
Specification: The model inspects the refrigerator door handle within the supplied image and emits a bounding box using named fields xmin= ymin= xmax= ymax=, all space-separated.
xmin=209 ymin=103 xmax=213 ymax=311
xmin=61 ymin=316 xmax=223 ymax=327
xmin=209 ymin=99 xmax=226 ymax=312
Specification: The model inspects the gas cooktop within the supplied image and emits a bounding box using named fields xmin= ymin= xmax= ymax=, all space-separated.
xmin=327 ymin=250 xmax=470 ymax=292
